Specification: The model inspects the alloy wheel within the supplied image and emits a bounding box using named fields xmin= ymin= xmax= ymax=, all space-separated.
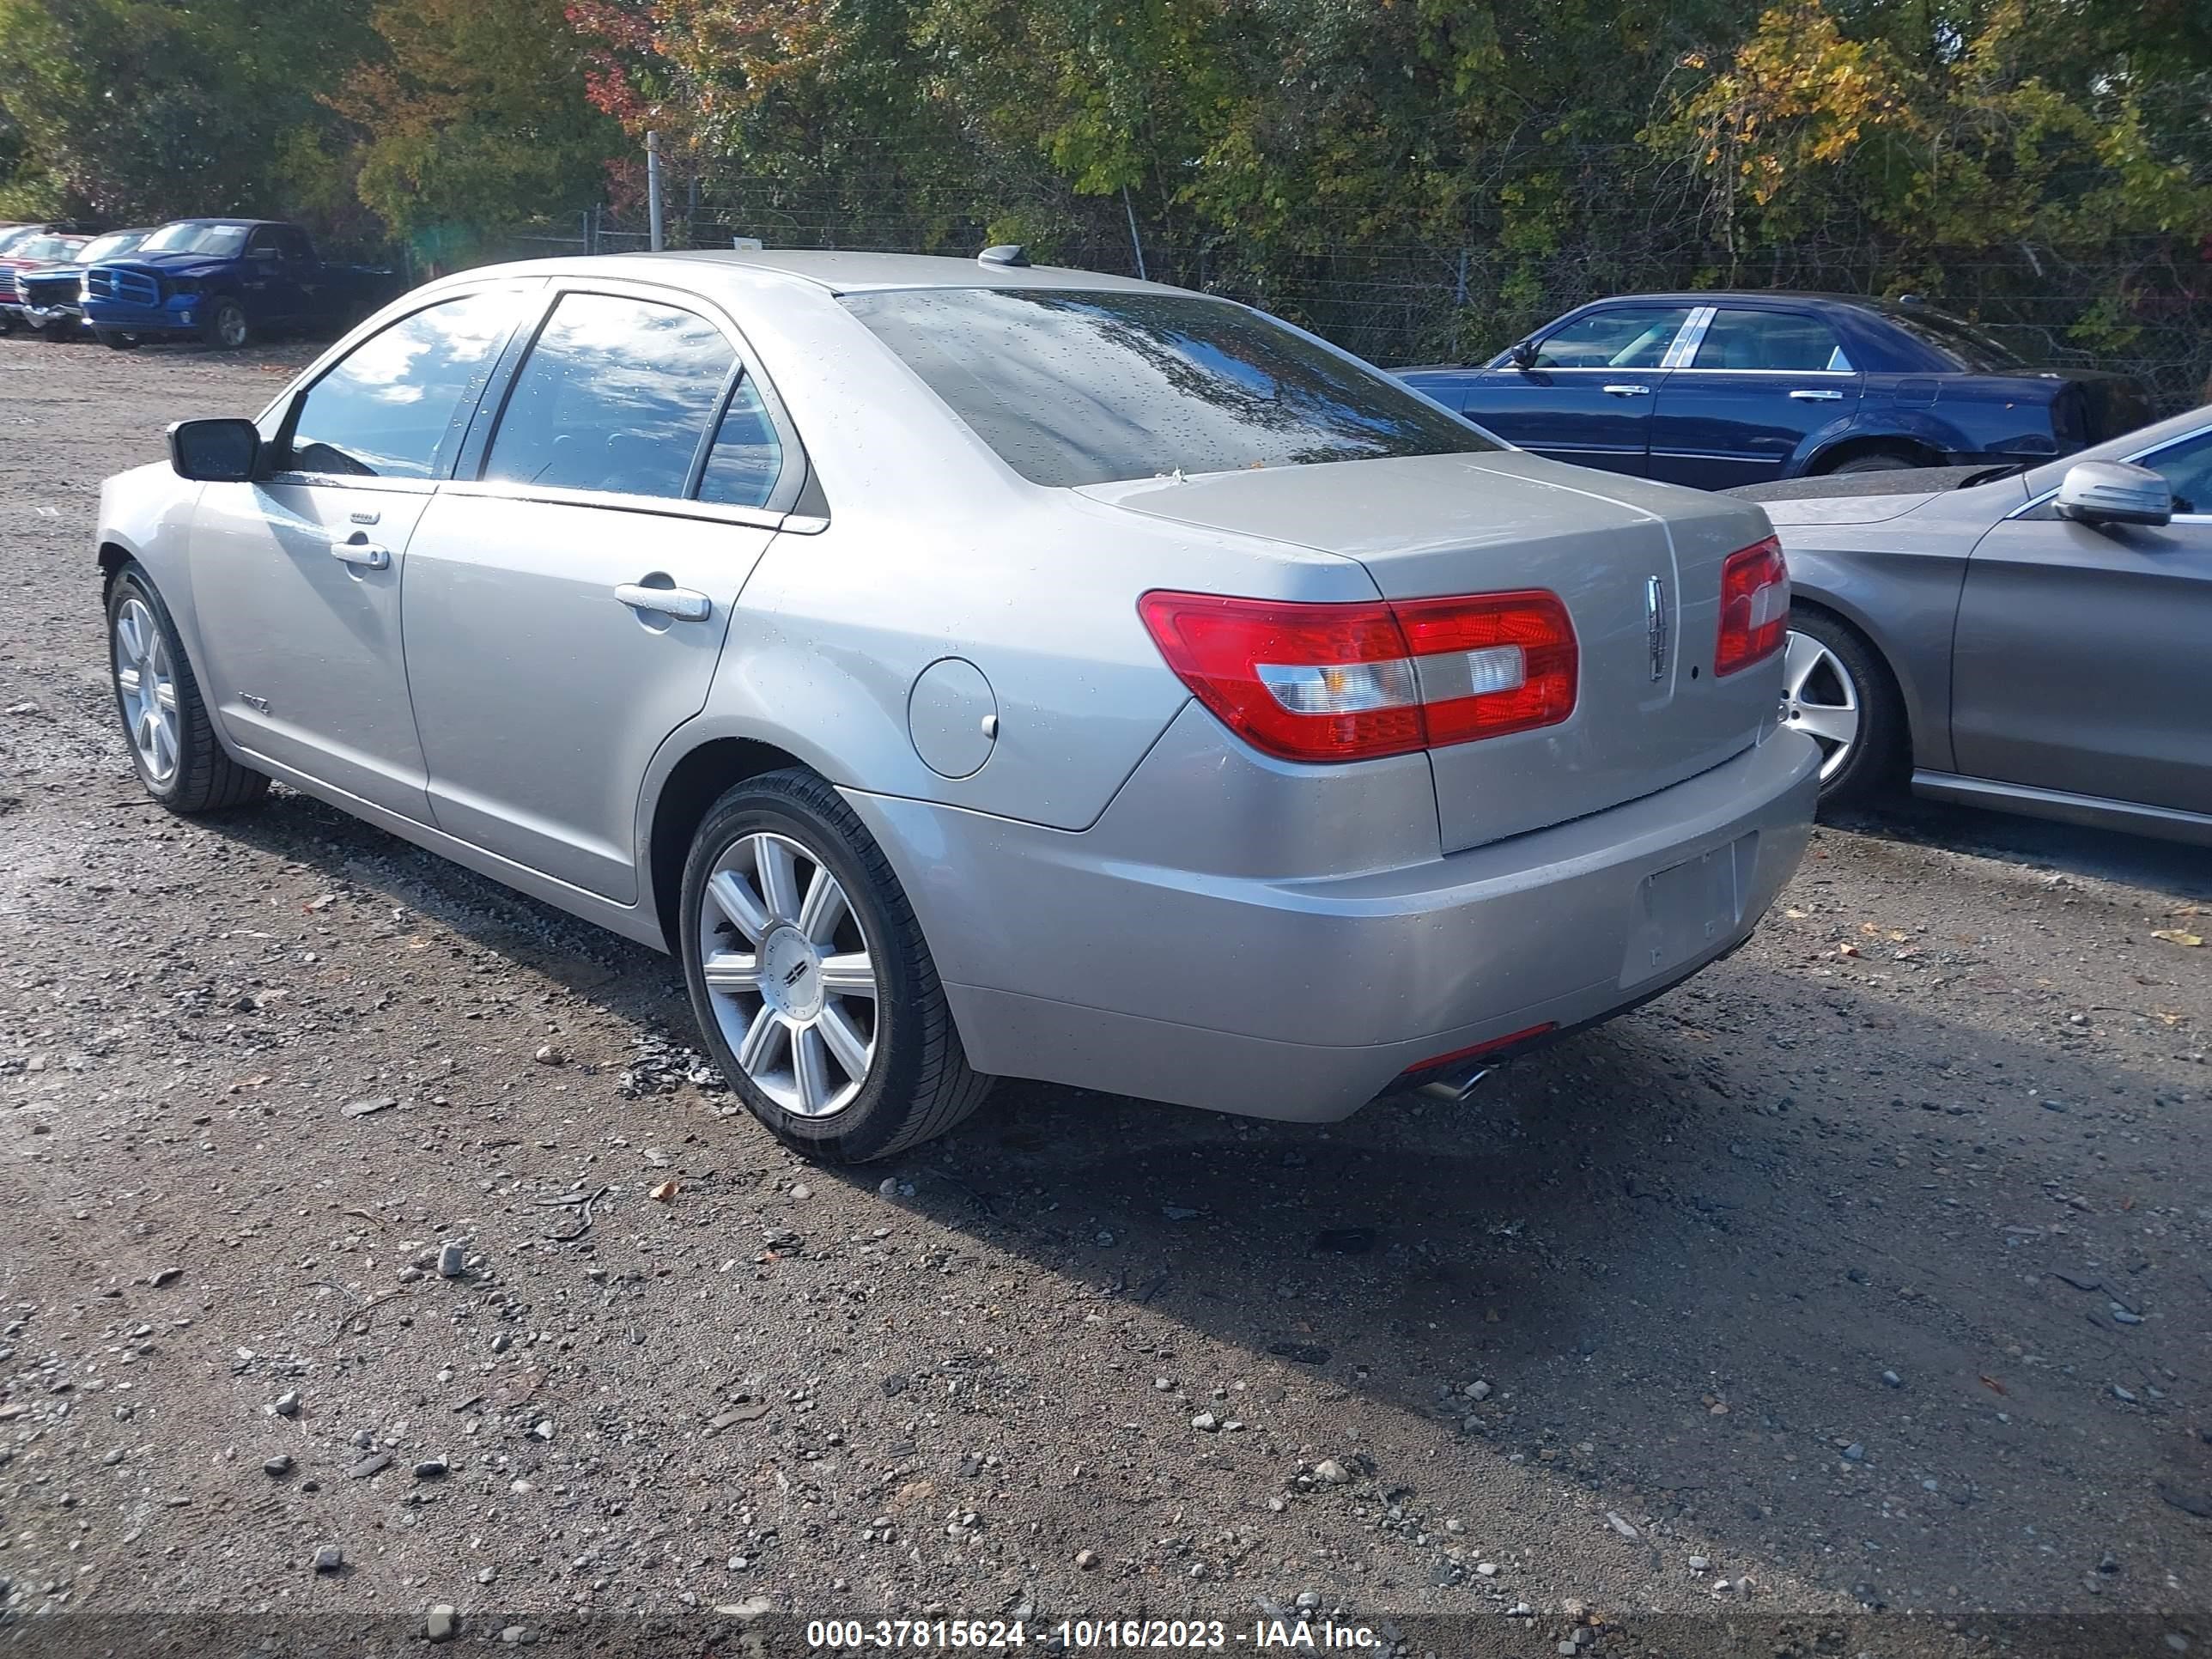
xmin=216 ymin=303 xmax=248 ymax=348
xmin=113 ymin=597 xmax=180 ymax=785
xmin=698 ymin=831 xmax=878 ymax=1117
xmin=1783 ymin=629 xmax=1861 ymax=783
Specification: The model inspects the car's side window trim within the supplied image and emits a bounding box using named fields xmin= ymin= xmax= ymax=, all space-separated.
xmin=264 ymin=280 xmax=547 ymax=490
xmin=444 ymin=285 xmax=560 ymax=483
xmin=440 ymin=476 xmax=793 ymax=532
xmin=1661 ymin=307 xmax=1715 ymax=368
xmin=460 ymin=275 xmax=814 ymax=520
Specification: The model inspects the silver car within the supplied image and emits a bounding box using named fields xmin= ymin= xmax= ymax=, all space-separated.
xmin=1747 ymin=404 xmax=2212 ymax=844
xmin=98 ymin=251 xmax=1818 ymax=1161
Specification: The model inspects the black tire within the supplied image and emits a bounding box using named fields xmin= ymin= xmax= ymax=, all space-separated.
xmin=105 ymin=563 xmax=269 ymax=815
xmin=200 ymin=297 xmax=250 ymax=349
xmin=96 ymin=329 xmax=138 ymax=350
xmin=1826 ymin=449 xmax=1922 ymax=475
xmin=679 ymin=769 xmax=994 ymax=1163
xmin=1785 ymin=605 xmax=1905 ymax=811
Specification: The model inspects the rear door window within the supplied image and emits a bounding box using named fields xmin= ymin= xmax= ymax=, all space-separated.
xmin=286 ymin=289 xmax=523 ymax=480
xmin=696 ymin=377 xmax=785 ymax=507
xmin=1531 ymin=307 xmax=1692 ymax=369
xmin=1693 ymin=310 xmax=1853 ymax=372
xmin=483 ymin=292 xmax=736 ymax=500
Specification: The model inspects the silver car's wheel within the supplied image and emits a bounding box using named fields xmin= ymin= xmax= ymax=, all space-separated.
xmin=104 ymin=562 xmax=268 ymax=814
xmin=113 ymin=597 xmax=182 ymax=785
xmin=1783 ymin=628 xmax=1861 ymax=783
xmin=678 ymin=769 xmax=994 ymax=1162
xmin=698 ymin=830 xmax=878 ymax=1118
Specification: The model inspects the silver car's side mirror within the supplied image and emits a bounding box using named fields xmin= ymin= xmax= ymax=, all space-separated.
xmin=2054 ymin=460 xmax=2172 ymax=528
xmin=167 ymin=417 xmax=262 ymax=483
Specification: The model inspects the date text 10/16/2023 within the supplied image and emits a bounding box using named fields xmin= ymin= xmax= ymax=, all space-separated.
xmin=805 ymin=1619 xmax=1382 ymax=1650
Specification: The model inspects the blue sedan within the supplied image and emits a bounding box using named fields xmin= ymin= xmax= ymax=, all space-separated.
xmin=1398 ymin=293 xmax=2151 ymax=490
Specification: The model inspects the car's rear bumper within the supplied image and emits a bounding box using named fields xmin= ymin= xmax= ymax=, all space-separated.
xmin=844 ymin=720 xmax=1819 ymax=1121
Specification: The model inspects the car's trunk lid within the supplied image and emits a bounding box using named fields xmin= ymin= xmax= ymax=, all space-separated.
xmin=1084 ymin=452 xmax=1782 ymax=851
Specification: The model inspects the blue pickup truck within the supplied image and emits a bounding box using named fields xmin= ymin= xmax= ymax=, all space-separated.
xmin=81 ymin=218 xmax=397 ymax=349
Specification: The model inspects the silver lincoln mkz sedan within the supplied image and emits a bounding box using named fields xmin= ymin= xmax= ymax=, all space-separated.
xmin=99 ymin=250 xmax=1819 ymax=1161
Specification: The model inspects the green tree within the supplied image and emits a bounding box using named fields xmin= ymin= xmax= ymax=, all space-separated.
xmin=0 ymin=0 xmax=369 ymax=220
xmin=331 ymin=0 xmax=618 ymax=243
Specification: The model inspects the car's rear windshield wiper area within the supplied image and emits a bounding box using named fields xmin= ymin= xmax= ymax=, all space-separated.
xmin=843 ymin=286 xmax=1499 ymax=487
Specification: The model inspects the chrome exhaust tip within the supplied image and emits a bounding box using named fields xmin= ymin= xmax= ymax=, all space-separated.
xmin=1413 ymin=1064 xmax=1493 ymax=1104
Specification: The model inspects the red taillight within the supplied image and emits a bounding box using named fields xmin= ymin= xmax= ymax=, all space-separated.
xmin=1137 ymin=588 xmax=1578 ymax=763
xmin=1407 ymin=1021 xmax=1559 ymax=1075
xmin=1714 ymin=535 xmax=1788 ymax=677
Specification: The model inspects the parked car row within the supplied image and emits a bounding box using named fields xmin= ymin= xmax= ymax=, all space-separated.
xmin=1398 ymin=289 xmax=2205 ymax=846
xmin=1 ymin=217 xmax=398 ymax=348
xmin=1398 ymin=292 xmax=2153 ymax=489
xmin=76 ymin=249 xmax=2206 ymax=1162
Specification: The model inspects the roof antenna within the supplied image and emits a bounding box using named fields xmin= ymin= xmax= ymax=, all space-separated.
xmin=978 ymin=244 xmax=1030 ymax=268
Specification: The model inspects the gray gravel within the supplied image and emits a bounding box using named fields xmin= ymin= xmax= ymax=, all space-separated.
xmin=2 ymin=339 xmax=2210 ymax=1648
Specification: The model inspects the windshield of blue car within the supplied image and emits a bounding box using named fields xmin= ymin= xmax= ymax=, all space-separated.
xmin=1879 ymin=307 xmax=2031 ymax=372
xmin=844 ymin=287 xmax=1500 ymax=487
xmin=138 ymin=222 xmax=252 ymax=258
xmin=76 ymin=232 xmax=144 ymax=264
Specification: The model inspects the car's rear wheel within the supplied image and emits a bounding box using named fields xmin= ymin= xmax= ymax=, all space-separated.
xmin=106 ymin=564 xmax=269 ymax=814
xmin=202 ymin=299 xmax=250 ymax=349
xmin=1826 ymin=449 xmax=1922 ymax=475
xmin=1784 ymin=608 xmax=1902 ymax=808
xmin=679 ymin=769 xmax=994 ymax=1163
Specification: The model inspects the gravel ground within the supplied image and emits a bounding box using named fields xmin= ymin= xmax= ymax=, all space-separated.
xmin=2 ymin=337 xmax=2209 ymax=1657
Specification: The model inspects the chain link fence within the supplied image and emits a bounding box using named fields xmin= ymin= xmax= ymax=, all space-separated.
xmin=441 ymin=149 xmax=2212 ymax=416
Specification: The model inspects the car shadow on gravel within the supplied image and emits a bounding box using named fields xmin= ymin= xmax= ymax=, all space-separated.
xmin=198 ymin=786 xmax=2212 ymax=1611
xmin=1828 ymin=796 xmax=2212 ymax=903
xmin=900 ymin=1007 xmax=2212 ymax=1607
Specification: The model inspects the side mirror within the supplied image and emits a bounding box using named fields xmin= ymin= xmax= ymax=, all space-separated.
xmin=2054 ymin=459 xmax=2171 ymax=528
xmin=1508 ymin=340 xmax=1539 ymax=370
xmin=167 ymin=417 xmax=262 ymax=483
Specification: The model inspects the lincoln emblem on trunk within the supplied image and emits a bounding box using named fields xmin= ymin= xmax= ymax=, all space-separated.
xmin=1645 ymin=575 xmax=1668 ymax=681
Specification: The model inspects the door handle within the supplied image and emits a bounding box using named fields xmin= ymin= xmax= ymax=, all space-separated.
xmin=1789 ymin=388 xmax=1845 ymax=401
xmin=1601 ymin=384 xmax=1651 ymax=397
xmin=330 ymin=538 xmax=390 ymax=570
xmin=615 ymin=581 xmax=711 ymax=623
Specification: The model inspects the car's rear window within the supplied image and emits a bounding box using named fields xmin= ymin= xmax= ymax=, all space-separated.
xmin=843 ymin=287 xmax=1498 ymax=487
xmin=1879 ymin=306 xmax=2029 ymax=372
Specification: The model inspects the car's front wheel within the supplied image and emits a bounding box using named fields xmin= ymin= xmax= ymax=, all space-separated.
xmin=201 ymin=299 xmax=251 ymax=349
xmin=679 ymin=769 xmax=994 ymax=1163
xmin=1784 ymin=608 xmax=1902 ymax=808
xmin=106 ymin=564 xmax=269 ymax=814
xmin=95 ymin=329 xmax=138 ymax=350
